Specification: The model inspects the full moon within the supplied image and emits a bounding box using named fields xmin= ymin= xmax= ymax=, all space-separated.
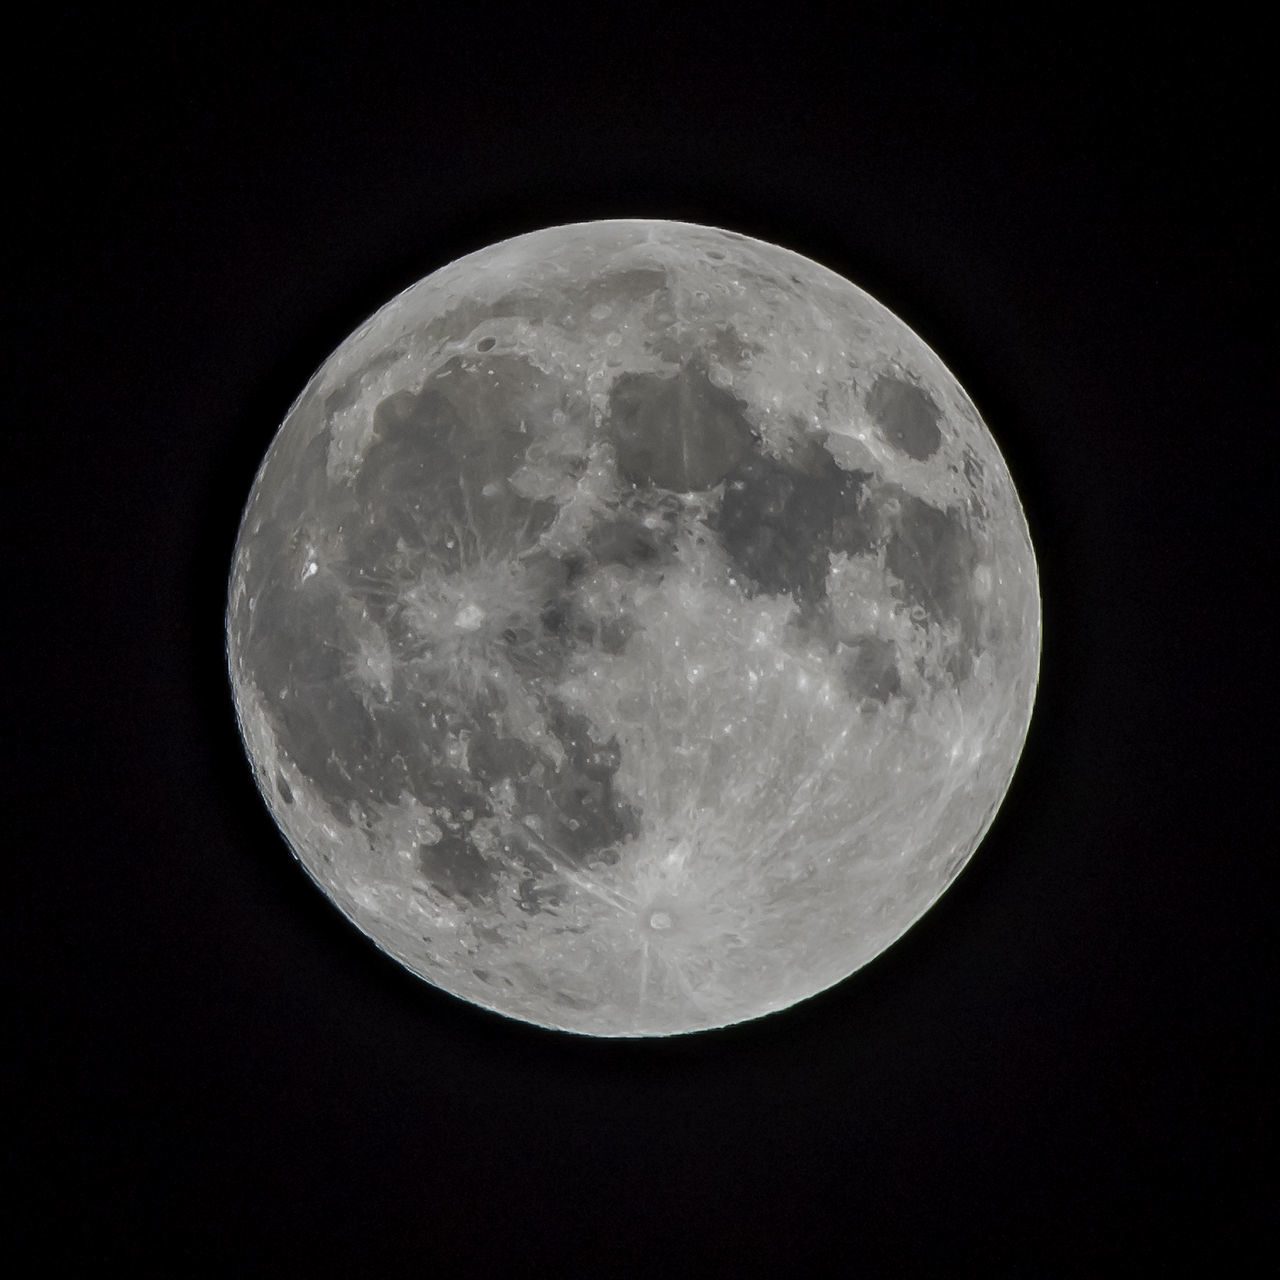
xmin=226 ymin=220 xmax=1040 ymax=1037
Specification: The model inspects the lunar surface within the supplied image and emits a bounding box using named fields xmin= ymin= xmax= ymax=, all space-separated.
xmin=226 ymin=220 xmax=1040 ymax=1037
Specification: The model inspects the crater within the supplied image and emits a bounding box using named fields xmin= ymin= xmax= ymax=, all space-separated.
xmin=867 ymin=373 xmax=943 ymax=461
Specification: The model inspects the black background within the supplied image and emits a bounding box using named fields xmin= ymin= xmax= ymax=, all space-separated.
xmin=11 ymin=9 xmax=1272 ymax=1272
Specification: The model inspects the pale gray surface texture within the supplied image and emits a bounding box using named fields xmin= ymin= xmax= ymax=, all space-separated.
xmin=227 ymin=220 xmax=1041 ymax=1036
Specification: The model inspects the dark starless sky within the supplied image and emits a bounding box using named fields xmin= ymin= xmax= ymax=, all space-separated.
xmin=9 ymin=9 xmax=1272 ymax=1272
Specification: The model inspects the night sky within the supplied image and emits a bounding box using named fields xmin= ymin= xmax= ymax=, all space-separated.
xmin=10 ymin=10 xmax=1271 ymax=1271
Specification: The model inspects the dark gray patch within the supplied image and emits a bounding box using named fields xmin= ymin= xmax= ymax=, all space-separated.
xmin=467 ymin=731 xmax=539 ymax=786
xmin=569 ymin=267 xmax=669 ymax=314
xmin=350 ymin=354 xmax=560 ymax=574
xmin=516 ymin=876 xmax=566 ymax=916
xmin=711 ymin=440 xmax=875 ymax=607
xmin=961 ymin=446 xmax=988 ymax=522
xmin=867 ymin=374 xmax=942 ymax=461
xmin=870 ymin=486 xmax=982 ymax=684
xmin=275 ymin=772 xmax=294 ymax=805
xmin=540 ymin=592 xmax=598 ymax=648
xmin=371 ymin=698 xmax=485 ymax=810
xmin=243 ymin=581 xmax=382 ymax=822
xmin=244 ymin=534 xmax=530 ymax=828
xmin=419 ymin=290 xmax=544 ymax=352
xmin=840 ymin=636 xmax=902 ymax=703
xmin=421 ymin=270 xmax=668 ymax=352
xmin=537 ymin=548 xmax=638 ymax=654
xmin=418 ymin=829 xmax=499 ymax=906
xmin=472 ymin=922 xmax=507 ymax=948
xmin=621 ymin=489 xmax=684 ymax=532
xmin=606 ymin=362 xmax=755 ymax=492
xmin=880 ymin=491 xmax=977 ymax=630
xmin=495 ymin=614 xmax=572 ymax=684
xmin=586 ymin=516 xmax=669 ymax=571
xmin=597 ymin=615 xmax=636 ymax=654
xmin=707 ymin=323 xmax=760 ymax=367
xmin=517 ymin=701 xmax=642 ymax=866
xmin=322 ymin=347 xmax=404 ymax=419
xmin=373 ymin=685 xmax=642 ymax=910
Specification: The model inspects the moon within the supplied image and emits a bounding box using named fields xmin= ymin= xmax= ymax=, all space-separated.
xmin=226 ymin=219 xmax=1040 ymax=1037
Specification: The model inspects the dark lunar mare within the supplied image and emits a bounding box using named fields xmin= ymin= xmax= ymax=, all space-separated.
xmin=866 ymin=372 xmax=943 ymax=461
xmin=605 ymin=361 xmax=756 ymax=492
xmin=709 ymin=429 xmax=982 ymax=693
xmin=416 ymin=266 xmax=671 ymax=356
xmin=841 ymin=635 xmax=903 ymax=704
xmin=234 ymin=342 xmax=984 ymax=913
xmin=711 ymin=436 xmax=877 ymax=610
xmin=235 ymin=352 xmax=655 ymax=909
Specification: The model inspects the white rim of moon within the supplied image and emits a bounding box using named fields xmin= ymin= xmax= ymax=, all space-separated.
xmin=227 ymin=218 xmax=1041 ymax=1037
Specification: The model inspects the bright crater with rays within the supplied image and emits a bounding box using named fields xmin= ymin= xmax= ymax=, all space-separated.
xmin=226 ymin=220 xmax=1040 ymax=1036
